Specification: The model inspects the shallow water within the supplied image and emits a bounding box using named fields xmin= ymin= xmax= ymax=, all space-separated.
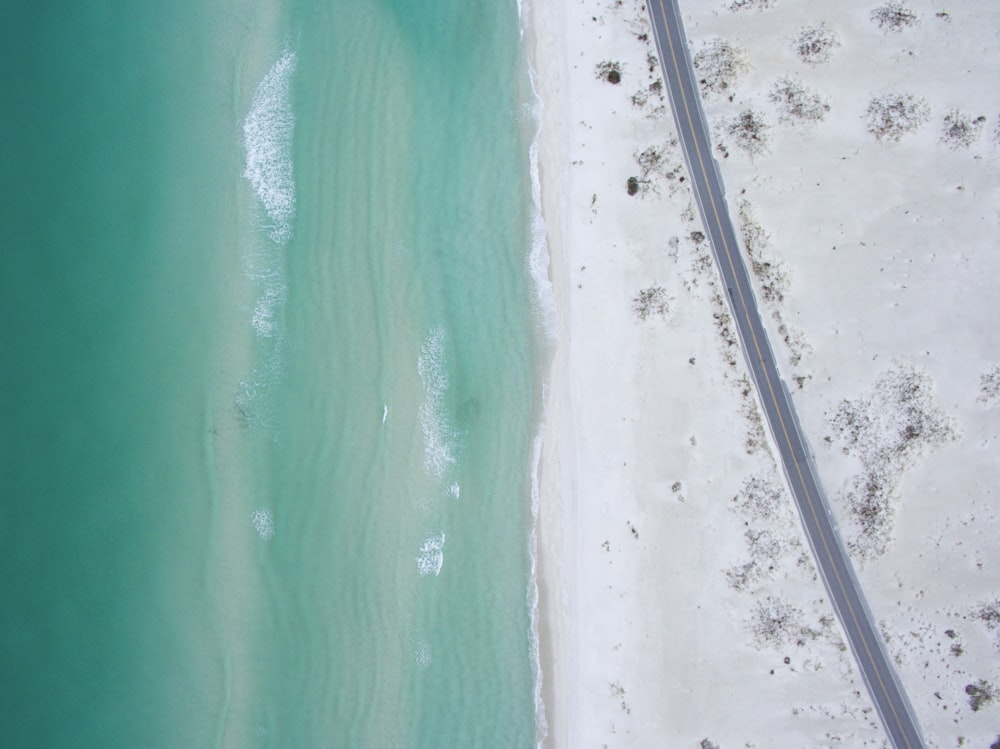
xmin=0 ymin=0 xmax=545 ymax=746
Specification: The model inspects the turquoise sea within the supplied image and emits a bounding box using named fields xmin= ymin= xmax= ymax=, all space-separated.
xmin=0 ymin=1 xmax=549 ymax=746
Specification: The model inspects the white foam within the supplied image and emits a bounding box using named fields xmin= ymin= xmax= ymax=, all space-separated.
xmin=447 ymin=483 xmax=460 ymax=499
xmin=251 ymin=284 xmax=285 ymax=339
xmin=382 ymin=403 xmax=388 ymax=424
xmin=525 ymin=45 xmax=558 ymax=343
xmin=417 ymin=327 xmax=456 ymax=479
xmin=416 ymin=532 xmax=445 ymax=576
xmin=413 ymin=640 xmax=432 ymax=667
xmin=527 ymin=419 xmax=548 ymax=745
xmin=243 ymin=49 xmax=298 ymax=245
xmin=251 ymin=507 xmax=275 ymax=540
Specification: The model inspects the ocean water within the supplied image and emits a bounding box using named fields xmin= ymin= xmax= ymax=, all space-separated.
xmin=0 ymin=0 xmax=547 ymax=746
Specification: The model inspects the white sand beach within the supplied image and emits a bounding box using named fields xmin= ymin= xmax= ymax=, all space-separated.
xmin=530 ymin=0 xmax=1000 ymax=746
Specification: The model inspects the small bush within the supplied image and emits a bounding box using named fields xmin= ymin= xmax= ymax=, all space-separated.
xmin=693 ymin=38 xmax=749 ymax=98
xmin=864 ymin=93 xmax=930 ymax=142
xmin=769 ymin=77 xmax=830 ymax=124
xmin=750 ymin=597 xmax=803 ymax=647
xmin=793 ymin=25 xmax=841 ymax=65
xmin=626 ymin=176 xmax=640 ymax=196
xmin=595 ymin=60 xmax=623 ymax=85
xmin=941 ymin=109 xmax=986 ymax=150
xmin=966 ymin=680 xmax=997 ymax=712
xmin=632 ymin=285 xmax=671 ymax=320
xmin=727 ymin=108 xmax=771 ymax=156
xmin=871 ymin=1 xmax=920 ymax=34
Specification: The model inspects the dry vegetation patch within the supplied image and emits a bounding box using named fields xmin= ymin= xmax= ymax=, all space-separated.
xmin=630 ymin=139 xmax=686 ymax=197
xmin=978 ymin=365 xmax=1000 ymax=405
xmin=693 ymin=38 xmax=749 ymax=98
xmin=828 ymin=362 xmax=959 ymax=560
xmin=792 ymin=25 xmax=841 ymax=65
xmin=974 ymin=600 xmax=1000 ymax=647
xmin=727 ymin=0 xmax=776 ymax=11
xmin=738 ymin=201 xmax=788 ymax=303
xmin=595 ymin=60 xmax=624 ymax=85
xmin=966 ymin=680 xmax=998 ymax=712
xmin=732 ymin=473 xmax=787 ymax=523
xmin=750 ymin=596 xmax=804 ymax=647
xmin=631 ymin=285 xmax=671 ymax=320
xmin=864 ymin=93 xmax=930 ymax=142
xmin=769 ymin=77 xmax=830 ymax=124
xmin=940 ymin=109 xmax=987 ymax=150
xmin=727 ymin=107 xmax=771 ymax=157
xmin=870 ymin=1 xmax=920 ymax=34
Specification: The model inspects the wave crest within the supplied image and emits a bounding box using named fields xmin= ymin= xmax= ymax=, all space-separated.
xmin=243 ymin=49 xmax=298 ymax=244
xmin=417 ymin=327 xmax=456 ymax=479
xmin=416 ymin=532 xmax=446 ymax=576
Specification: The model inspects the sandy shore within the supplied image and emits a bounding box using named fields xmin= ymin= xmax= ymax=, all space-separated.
xmin=530 ymin=0 xmax=1000 ymax=746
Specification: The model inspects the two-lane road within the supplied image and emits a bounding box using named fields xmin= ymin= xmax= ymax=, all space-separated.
xmin=644 ymin=2 xmax=926 ymax=748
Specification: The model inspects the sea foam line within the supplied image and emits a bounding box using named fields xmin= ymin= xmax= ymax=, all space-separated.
xmin=243 ymin=48 xmax=298 ymax=245
xmin=524 ymin=25 xmax=557 ymax=343
xmin=527 ymin=415 xmax=548 ymax=746
xmin=519 ymin=2 xmax=554 ymax=745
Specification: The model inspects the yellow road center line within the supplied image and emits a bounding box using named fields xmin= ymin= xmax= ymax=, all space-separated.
xmin=651 ymin=1 xmax=914 ymax=746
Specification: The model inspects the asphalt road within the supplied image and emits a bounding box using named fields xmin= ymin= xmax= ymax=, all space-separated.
xmin=644 ymin=2 xmax=927 ymax=747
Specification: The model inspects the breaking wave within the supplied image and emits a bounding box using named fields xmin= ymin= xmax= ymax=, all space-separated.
xmin=417 ymin=327 xmax=456 ymax=480
xmin=251 ymin=507 xmax=275 ymax=540
xmin=524 ymin=37 xmax=557 ymax=342
xmin=416 ymin=532 xmax=446 ymax=576
xmin=243 ymin=48 xmax=298 ymax=245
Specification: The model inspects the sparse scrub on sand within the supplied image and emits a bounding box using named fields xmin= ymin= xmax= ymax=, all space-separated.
xmin=733 ymin=473 xmax=787 ymax=523
xmin=978 ymin=364 xmax=1000 ymax=405
xmin=632 ymin=285 xmax=671 ymax=320
xmin=738 ymin=201 xmax=788 ymax=303
xmin=870 ymin=1 xmax=920 ymax=34
xmin=727 ymin=107 xmax=771 ymax=157
xmin=693 ymin=38 xmax=749 ymax=98
xmin=631 ymin=139 xmax=685 ymax=196
xmin=828 ymin=362 xmax=959 ymax=559
xmin=727 ymin=0 xmax=775 ymax=11
xmin=974 ymin=600 xmax=1000 ymax=645
xmin=750 ymin=596 xmax=803 ymax=647
xmin=792 ymin=25 xmax=841 ymax=65
xmin=726 ymin=529 xmax=788 ymax=591
xmin=769 ymin=77 xmax=830 ymax=124
xmin=742 ymin=399 xmax=768 ymax=455
xmin=711 ymin=296 xmax=740 ymax=370
xmin=630 ymin=78 xmax=666 ymax=116
xmin=774 ymin=311 xmax=811 ymax=367
xmin=595 ymin=60 xmax=624 ymax=85
xmin=864 ymin=93 xmax=930 ymax=142
xmin=940 ymin=109 xmax=986 ymax=150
